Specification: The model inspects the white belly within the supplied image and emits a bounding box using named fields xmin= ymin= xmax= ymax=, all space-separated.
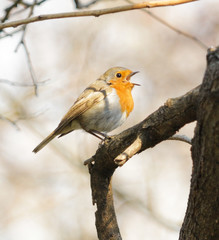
xmin=79 ymin=88 xmax=127 ymax=132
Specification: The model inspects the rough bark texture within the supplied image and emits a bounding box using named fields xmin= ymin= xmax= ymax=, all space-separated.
xmin=89 ymin=155 xmax=122 ymax=240
xmin=179 ymin=47 xmax=219 ymax=240
xmin=88 ymin=83 xmax=200 ymax=240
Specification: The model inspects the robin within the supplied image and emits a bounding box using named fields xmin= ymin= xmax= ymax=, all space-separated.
xmin=33 ymin=67 xmax=139 ymax=153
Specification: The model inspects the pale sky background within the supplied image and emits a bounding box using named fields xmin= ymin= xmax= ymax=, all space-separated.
xmin=0 ymin=0 xmax=218 ymax=240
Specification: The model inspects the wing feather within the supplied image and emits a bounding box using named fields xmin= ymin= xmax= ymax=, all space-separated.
xmin=54 ymin=80 xmax=112 ymax=134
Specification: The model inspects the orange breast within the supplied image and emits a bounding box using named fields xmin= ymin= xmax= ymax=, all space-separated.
xmin=110 ymin=80 xmax=134 ymax=117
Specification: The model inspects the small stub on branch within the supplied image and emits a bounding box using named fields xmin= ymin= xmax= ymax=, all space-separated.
xmin=114 ymin=137 xmax=142 ymax=166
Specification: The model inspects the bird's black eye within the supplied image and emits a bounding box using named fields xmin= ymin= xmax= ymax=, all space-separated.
xmin=116 ymin=73 xmax=122 ymax=78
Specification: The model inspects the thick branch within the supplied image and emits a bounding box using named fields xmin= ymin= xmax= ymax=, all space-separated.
xmin=179 ymin=46 xmax=219 ymax=240
xmin=89 ymin=84 xmax=199 ymax=239
xmin=0 ymin=0 xmax=197 ymax=30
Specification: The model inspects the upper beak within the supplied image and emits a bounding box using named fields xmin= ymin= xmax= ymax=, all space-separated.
xmin=127 ymin=71 xmax=140 ymax=86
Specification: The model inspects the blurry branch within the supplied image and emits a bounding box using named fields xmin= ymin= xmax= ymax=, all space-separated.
xmin=88 ymin=84 xmax=200 ymax=239
xmin=17 ymin=38 xmax=39 ymax=96
xmin=126 ymin=0 xmax=207 ymax=50
xmin=74 ymin=0 xmax=99 ymax=9
xmin=1 ymin=0 xmax=47 ymax=23
xmin=1 ymin=0 xmax=22 ymax=23
xmin=0 ymin=112 xmax=40 ymax=130
xmin=0 ymin=0 xmax=46 ymax=38
xmin=0 ymin=0 xmax=200 ymax=98
xmin=1 ymin=1 xmax=46 ymax=96
xmin=0 ymin=114 xmax=20 ymax=130
xmin=0 ymin=0 xmax=197 ymax=30
xmin=0 ymin=78 xmax=50 ymax=87
xmin=1 ymin=0 xmax=41 ymax=96
xmin=14 ymin=0 xmax=39 ymax=96
xmin=0 ymin=27 xmax=24 ymax=39
xmin=14 ymin=0 xmax=36 ymax=51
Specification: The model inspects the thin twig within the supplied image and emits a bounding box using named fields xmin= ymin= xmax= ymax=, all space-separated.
xmin=0 ymin=114 xmax=20 ymax=130
xmin=15 ymin=0 xmax=37 ymax=51
xmin=114 ymin=134 xmax=192 ymax=166
xmin=74 ymin=0 xmax=99 ymax=9
xmin=19 ymin=0 xmax=47 ymax=8
xmin=1 ymin=0 xmax=47 ymax=24
xmin=0 ymin=78 xmax=50 ymax=87
xmin=168 ymin=134 xmax=192 ymax=144
xmin=0 ymin=0 xmax=198 ymax=30
xmin=14 ymin=0 xmax=39 ymax=96
xmin=0 ymin=111 xmax=46 ymax=130
xmin=1 ymin=0 xmax=22 ymax=23
xmin=125 ymin=0 xmax=207 ymax=49
xmin=19 ymin=39 xmax=39 ymax=95
xmin=0 ymin=28 xmax=24 ymax=39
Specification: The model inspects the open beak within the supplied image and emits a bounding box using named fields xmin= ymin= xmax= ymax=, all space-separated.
xmin=127 ymin=71 xmax=140 ymax=86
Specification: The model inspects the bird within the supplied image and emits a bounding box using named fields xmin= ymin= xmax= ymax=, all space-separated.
xmin=33 ymin=67 xmax=139 ymax=153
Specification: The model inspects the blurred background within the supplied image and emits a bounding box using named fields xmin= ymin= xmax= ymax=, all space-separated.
xmin=0 ymin=0 xmax=218 ymax=239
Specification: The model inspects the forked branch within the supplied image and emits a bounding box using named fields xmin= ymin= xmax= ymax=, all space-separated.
xmin=88 ymin=83 xmax=200 ymax=239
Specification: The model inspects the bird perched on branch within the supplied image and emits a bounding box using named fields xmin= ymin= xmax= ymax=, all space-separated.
xmin=33 ymin=67 xmax=139 ymax=153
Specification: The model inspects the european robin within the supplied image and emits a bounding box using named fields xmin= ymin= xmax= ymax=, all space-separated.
xmin=33 ymin=67 xmax=139 ymax=153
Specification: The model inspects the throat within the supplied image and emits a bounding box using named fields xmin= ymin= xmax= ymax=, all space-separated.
xmin=111 ymin=85 xmax=134 ymax=117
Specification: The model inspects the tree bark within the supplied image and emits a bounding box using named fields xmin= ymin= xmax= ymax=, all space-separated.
xmin=179 ymin=47 xmax=219 ymax=240
xmin=88 ymin=81 xmax=200 ymax=239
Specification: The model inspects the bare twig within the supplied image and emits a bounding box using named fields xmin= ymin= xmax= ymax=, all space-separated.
xmin=0 ymin=0 xmax=197 ymax=30
xmin=74 ymin=0 xmax=99 ymax=9
xmin=0 ymin=111 xmax=45 ymax=130
xmin=0 ymin=114 xmax=20 ymax=130
xmin=18 ymin=39 xmax=39 ymax=95
xmin=15 ymin=0 xmax=37 ymax=51
xmin=168 ymin=134 xmax=192 ymax=144
xmin=114 ymin=134 xmax=192 ymax=166
xmin=19 ymin=0 xmax=47 ymax=8
xmin=1 ymin=0 xmax=22 ymax=23
xmin=0 ymin=28 xmax=24 ymax=39
xmin=1 ymin=0 xmax=47 ymax=23
xmin=0 ymin=78 xmax=50 ymax=87
xmin=14 ymin=0 xmax=39 ymax=96
xmin=126 ymin=0 xmax=207 ymax=49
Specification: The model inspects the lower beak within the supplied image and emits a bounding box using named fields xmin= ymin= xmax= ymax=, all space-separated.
xmin=127 ymin=71 xmax=140 ymax=86
xmin=133 ymin=82 xmax=140 ymax=86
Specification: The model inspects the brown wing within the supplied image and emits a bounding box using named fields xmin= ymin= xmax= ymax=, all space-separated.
xmin=53 ymin=79 xmax=112 ymax=134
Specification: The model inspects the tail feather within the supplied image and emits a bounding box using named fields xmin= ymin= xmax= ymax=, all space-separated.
xmin=33 ymin=131 xmax=58 ymax=153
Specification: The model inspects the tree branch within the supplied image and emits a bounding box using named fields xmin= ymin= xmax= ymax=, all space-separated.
xmin=179 ymin=46 xmax=219 ymax=240
xmin=0 ymin=78 xmax=50 ymax=87
xmin=88 ymin=84 xmax=200 ymax=239
xmin=74 ymin=0 xmax=99 ymax=9
xmin=125 ymin=0 xmax=207 ymax=50
xmin=0 ymin=0 xmax=197 ymax=30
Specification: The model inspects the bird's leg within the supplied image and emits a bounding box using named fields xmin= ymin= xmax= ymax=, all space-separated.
xmin=87 ymin=130 xmax=111 ymax=142
xmin=92 ymin=130 xmax=109 ymax=139
xmin=87 ymin=130 xmax=105 ymax=140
